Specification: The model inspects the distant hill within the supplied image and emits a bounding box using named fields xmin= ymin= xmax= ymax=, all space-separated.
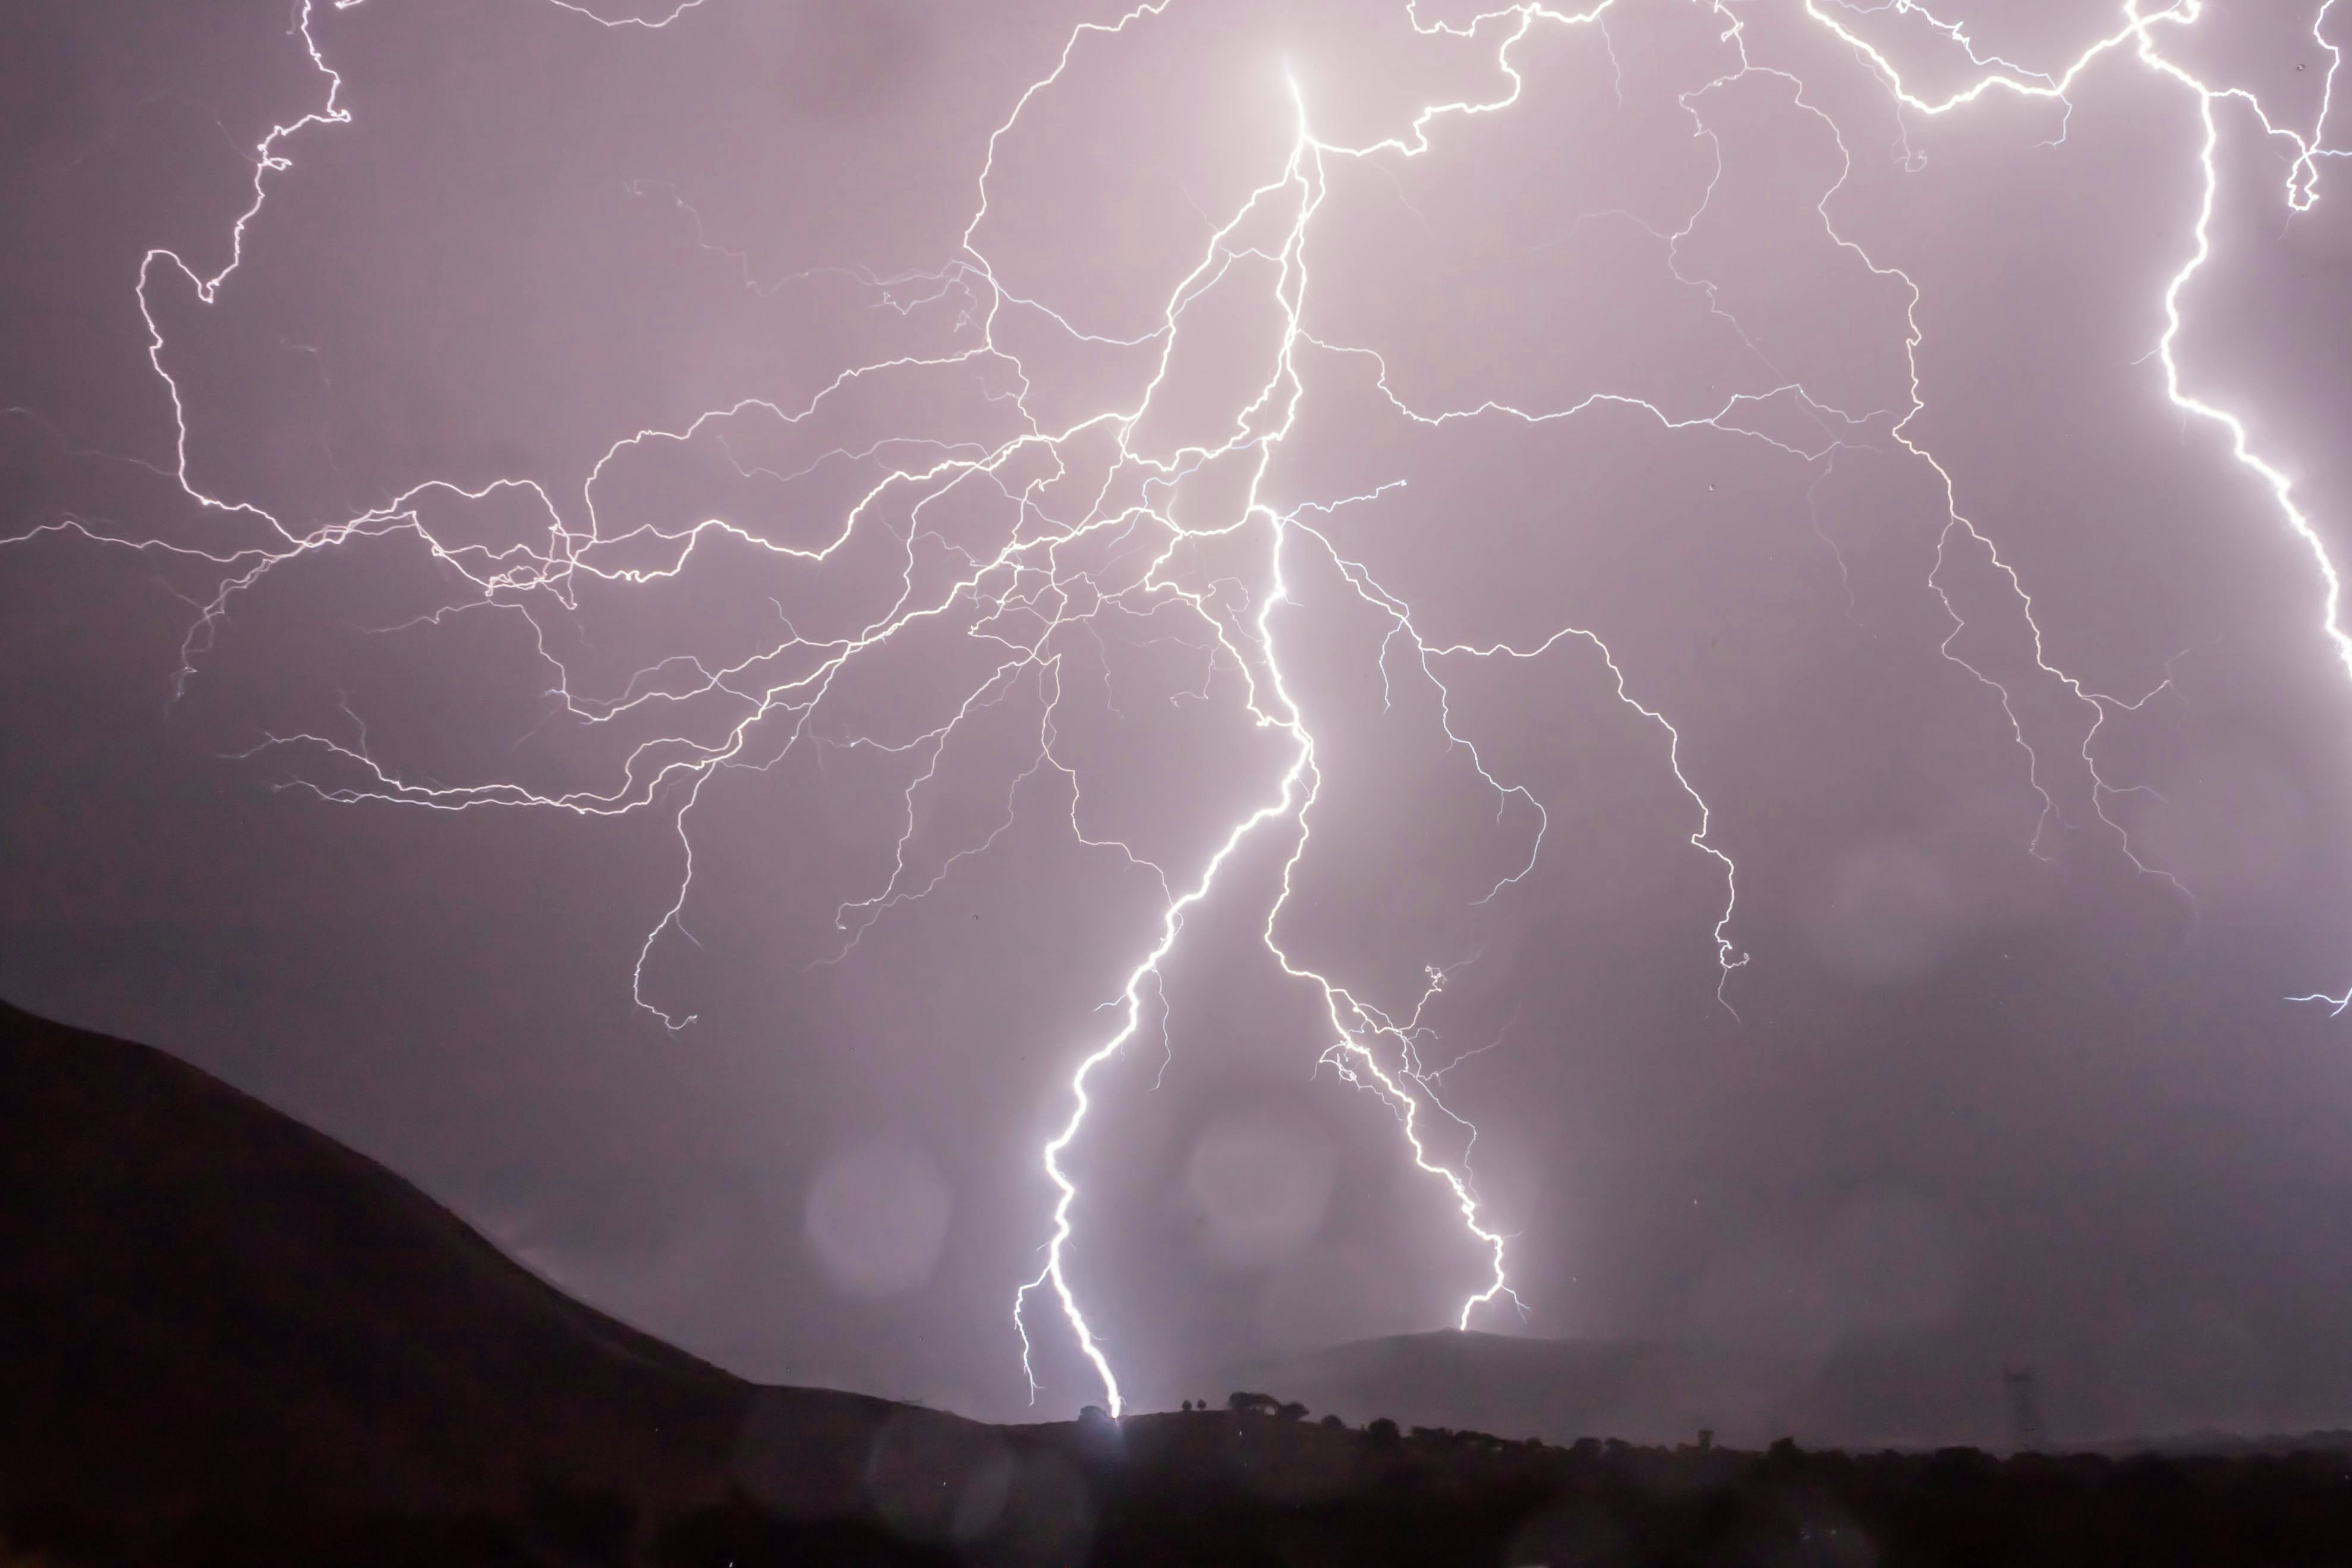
xmin=1216 ymin=1327 xmax=2022 ymax=1452
xmin=1219 ymin=1331 xmax=1802 ymax=1449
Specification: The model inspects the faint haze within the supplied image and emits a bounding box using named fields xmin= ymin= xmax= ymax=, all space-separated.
xmin=6 ymin=0 xmax=2352 ymax=1443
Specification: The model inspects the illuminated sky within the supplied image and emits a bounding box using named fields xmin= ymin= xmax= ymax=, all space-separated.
xmin=8 ymin=0 xmax=2352 ymax=1440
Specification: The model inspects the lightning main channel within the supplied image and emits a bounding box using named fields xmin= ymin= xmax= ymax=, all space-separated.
xmin=8 ymin=0 xmax=2349 ymax=1416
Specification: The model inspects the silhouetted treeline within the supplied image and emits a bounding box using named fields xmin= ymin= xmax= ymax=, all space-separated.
xmin=17 ymin=1409 xmax=2352 ymax=1567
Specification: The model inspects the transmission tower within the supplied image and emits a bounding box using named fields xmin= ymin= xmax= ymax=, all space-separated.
xmin=2002 ymin=1366 xmax=2045 ymax=1451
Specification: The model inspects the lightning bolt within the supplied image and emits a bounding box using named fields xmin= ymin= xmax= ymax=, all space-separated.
xmin=1789 ymin=0 xmax=2349 ymax=990
xmin=10 ymin=0 xmax=2350 ymax=1418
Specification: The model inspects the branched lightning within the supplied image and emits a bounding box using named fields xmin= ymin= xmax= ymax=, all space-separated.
xmin=1794 ymin=0 xmax=2349 ymax=987
xmin=11 ymin=0 xmax=2352 ymax=1415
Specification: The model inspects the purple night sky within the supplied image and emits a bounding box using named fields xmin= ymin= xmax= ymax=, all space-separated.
xmin=8 ymin=0 xmax=2352 ymax=1441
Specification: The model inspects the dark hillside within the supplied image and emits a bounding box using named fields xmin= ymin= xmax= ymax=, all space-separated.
xmin=0 ymin=999 xmax=755 ymax=1536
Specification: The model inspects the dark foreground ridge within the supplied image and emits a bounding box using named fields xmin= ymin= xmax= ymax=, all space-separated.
xmin=8 ymin=999 xmax=2352 ymax=1567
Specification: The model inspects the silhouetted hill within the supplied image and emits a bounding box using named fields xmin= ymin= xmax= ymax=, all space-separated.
xmin=0 ymin=998 xmax=739 ymax=1516
xmin=0 ymin=998 xmax=938 ymax=1557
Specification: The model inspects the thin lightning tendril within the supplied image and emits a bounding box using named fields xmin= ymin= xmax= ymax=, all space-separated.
xmin=9 ymin=0 xmax=2350 ymax=1413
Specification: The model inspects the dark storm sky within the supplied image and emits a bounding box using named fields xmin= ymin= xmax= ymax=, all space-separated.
xmin=8 ymin=0 xmax=2352 ymax=1440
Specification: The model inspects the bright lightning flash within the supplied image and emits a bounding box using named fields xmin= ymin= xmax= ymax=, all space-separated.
xmin=8 ymin=0 xmax=2350 ymax=1418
